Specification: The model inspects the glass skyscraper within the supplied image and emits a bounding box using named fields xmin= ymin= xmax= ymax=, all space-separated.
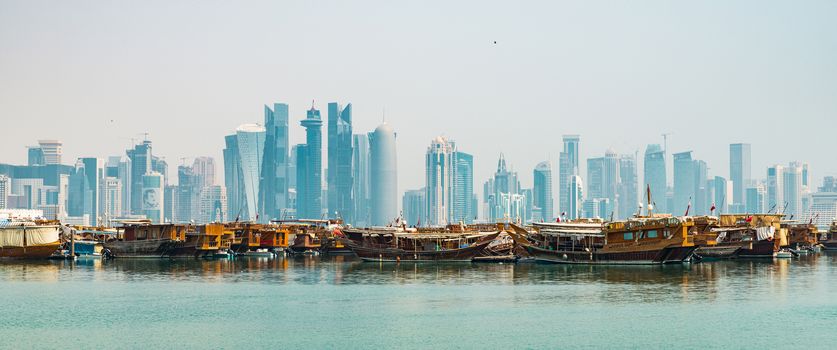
xmin=643 ymin=144 xmax=666 ymax=213
xmin=559 ymin=135 xmax=580 ymax=216
xmin=533 ymin=161 xmax=554 ymax=222
xmin=235 ymin=123 xmax=265 ymax=222
xmin=618 ymin=155 xmax=638 ymax=219
xmin=127 ymin=141 xmax=152 ymax=215
xmin=327 ymin=102 xmax=353 ymax=221
xmin=672 ymin=151 xmax=695 ymax=216
xmin=369 ymin=123 xmax=397 ymax=226
xmin=352 ymin=134 xmax=370 ymax=226
xmin=729 ymin=143 xmax=751 ymax=212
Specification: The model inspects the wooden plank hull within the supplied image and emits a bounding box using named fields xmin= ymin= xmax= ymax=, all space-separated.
xmin=735 ymin=240 xmax=777 ymax=258
xmin=103 ymin=239 xmax=201 ymax=258
xmin=526 ymin=245 xmax=697 ymax=265
xmin=0 ymin=243 xmax=61 ymax=259
xmin=343 ymin=236 xmax=497 ymax=262
xmin=695 ymin=243 xmax=746 ymax=260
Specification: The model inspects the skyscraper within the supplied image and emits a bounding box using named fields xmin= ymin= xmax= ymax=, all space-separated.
xmin=176 ymin=164 xmax=200 ymax=223
xmin=693 ymin=159 xmax=708 ymax=215
xmin=586 ymin=150 xmax=619 ymax=217
xmin=223 ymin=134 xmax=244 ymax=221
xmin=327 ymin=102 xmax=353 ymax=221
xmin=568 ymin=175 xmax=584 ymax=220
xmin=369 ymin=123 xmax=397 ymax=226
xmin=296 ymin=105 xmax=323 ymax=219
xmin=352 ymin=134 xmax=370 ymax=226
xmin=199 ymin=185 xmax=227 ymax=223
xmin=142 ymin=172 xmax=164 ymax=223
xmin=729 ymin=143 xmax=751 ymax=212
xmin=533 ymin=161 xmax=554 ymax=222
xmin=672 ymin=151 xmax=695 ymax=216
xmin=486 ymin=154 xmax=522 ymax=222
xmin=618 ymin=155 xmax=638 ymax=219
xmin=260 ymin=103 xmax=290 ymax=221
xmin=783 ymin=162 xmax=803 ymax=218
xmin=127 ymin=141 xmax=152 ymax=215
xmin=99 ymin=176 xmax=121 ymax=225
xmin=559 ymin=135 xmax=580 ymax=215
xmin=36 ymin=140 xmax=63 ymax=165
xmin=235 ymin=123 xmax=265 ymax=222
xmin=452 ymin=151 xmax=473 ymax=224
xmin=643 ymin=144 xmax=667 ymax=213
xmin=425 ymin=136 xmax=455 ymax=226
xmin=192 ymin=157 xmax=216 ymax=188
xmin=402 ymin=188 xmax=425 ymax=227
xmin=0 ymin=175 xmax=9 ymax=209
xmin=713 ymin=176 xmax=732 ymax=214
xmin=766 ymin=165 xmax=784 ymax=213
xmin=746 ymin=184 xmax=766 ymax=214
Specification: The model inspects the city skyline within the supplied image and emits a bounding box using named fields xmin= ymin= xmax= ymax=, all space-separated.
xmin=2 ymin=1 xmax=836 ymax=201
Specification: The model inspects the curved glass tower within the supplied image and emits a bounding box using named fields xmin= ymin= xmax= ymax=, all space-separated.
xmin=236 ymin=123 xmax=265 ymax=221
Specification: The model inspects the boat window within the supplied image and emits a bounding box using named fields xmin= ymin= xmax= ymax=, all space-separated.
xmin=647 ymin=230 xmax=658 ymax=238
xmin=664 ymin=230 xmax=671 ymax=238
xmin=623 ymin=232 xmax=633 ymax=240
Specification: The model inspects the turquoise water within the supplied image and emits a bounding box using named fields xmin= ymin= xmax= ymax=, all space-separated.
xmin=1 ymin=254 xmax=836 ymax=349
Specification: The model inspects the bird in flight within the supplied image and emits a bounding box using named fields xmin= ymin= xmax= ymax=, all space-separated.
xmin=493 ymin=41 xmax=497 ymax=44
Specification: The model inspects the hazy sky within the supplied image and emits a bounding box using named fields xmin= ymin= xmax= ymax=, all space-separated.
xmin=1 ymin=0 xmax=836 ymax=200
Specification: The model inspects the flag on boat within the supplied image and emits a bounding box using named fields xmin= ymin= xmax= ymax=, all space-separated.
xmin=684 ymin=197 xmax=692 ymax=216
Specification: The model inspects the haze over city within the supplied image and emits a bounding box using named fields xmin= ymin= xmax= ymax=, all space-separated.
xmin=2 ymin=0 xmax=836 ymax=201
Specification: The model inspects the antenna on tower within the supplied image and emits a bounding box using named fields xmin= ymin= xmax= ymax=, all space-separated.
xmin=661 ymin=132 xmax=672 ymax=153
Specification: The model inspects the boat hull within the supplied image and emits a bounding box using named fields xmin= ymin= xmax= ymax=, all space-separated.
xmin=820 ymin=242 xmax=837 ymax=251
xmin=103 ymin=239 xmax=202 ymax=258
xmin=0 ymin=243 xmax=61 ymax=259
xmin=735 ymin=240 xmax=777 ymax=258
xmin=526 ymin=245 xmax=696 ymax=265
xmin=343 ymin=235 xmax=498 ymax=262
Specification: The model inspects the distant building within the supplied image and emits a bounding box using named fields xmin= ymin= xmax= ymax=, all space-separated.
xmin=712 ymin=176 xmax=732 ymax=214
xmin=327 ymin=102 xmax=353 ymax=222
xmin=766 ymin=164 xmax=784 ymax=213
xmin=192 ymin=157 xmax=216 ymax=188
xmin=36 ymin=140 xmax=63 ymax=165
xmin=567 ymin=175 xmax=583 ymax=220
xmin=176 ymin=164 xmax=201 ymax=223
xmin=99 ymin=176 xmax=121 ymax=226
xmin=127 ymin=141 xmax=152 ymax=215
xmin=0 ymin=175 xmax=9 ymax=209
xmin=260 ymin=103 xmax=290 ymax=221
xmin=237 ymin=124 xmax=266 ymax=221
xmin=729 ymin=143 xmax=751 ymax=212
xmin=783 ymin=162 xmax=804 ymax=218
xmin=693 ymin=159 xmax=708 ymax=215
xmin=672 ymin=151 xmax=695 ymax=216
xmin=559 ymin=135 xmax=580 ymax=216
xmin=200 ymin=185 xmax=227 ymax=223
xmin=142 ymin=172 xmax=165 ymax=223
xmin=402 ymin=188 xmax=425 ymax=227
xmin=533 ymin=161 xmax=554 ymax=222
xmin=802 ymin=176 xmax=837 ymax=230
xmin=586 ymin=150 xmax=619 ymax=217
xmin=369 ymin=123 xmax=397 ymax=226
xmin=618 ymin=155 xmax=638 ymax=219
xmin=352 ymin=134 xmax=370 ymax=226
xmin=223 ymin=134 xmax=244 ymax=221
xmin=643 ymin=144 xmax=667 ymax=213
xmin=486 ymin=154 xmax=523 ymax=222
xmin=746 ymin=184 xmax=766 ymax=213
xmin=296 ymin=106 xmax=323 ymax=220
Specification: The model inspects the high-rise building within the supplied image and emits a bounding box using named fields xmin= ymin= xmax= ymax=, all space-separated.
xmin=142 ymin=172 xmax=164 ymax=223
xmin=402 ymin=188 xmax=425 ymax=227
xmin=327 ymin=102 xmax=353 ymax=222
xmin=200 ymin=185 xmax=227 ymax=223
xmin=352 ymin=134 xmax=370 ymax=226
xmin=693 ymin=159 xmax=708 ymax=215
xmin=260 ymin=103 xmax=290 ymax=221
xmin=559 ymin=135 xmax=580 ymax=215
xmin=729 ymin=143 xmax=751 ymax=212
xmin=766 ymin=165 xmax=784 ymax=213
xmin=176 ymin=164 xmax=201 ymax=223
xmin=99 ymin=176 xmax=121 ymax=226
xmin=27 ymin=146 xmax=44 ymax=166
xmin=802 ymin=177 xmax=837 ymax=230
xmin=713 ymin=176 xmax=732 ymax=214
xmin=0 ymin=175 xmax=9 ymax=209
xmin=783 ymin=162 xmax=803 ymax=218
xmin=533 ymin=161 xmax=554 ymax=222
xmin=486 ymin=154 xmax=522 ymax=222
xmin=37 ymin=140 xmax=63 ymax=165
xmin=369 ymin=123 xmax=397 ymax=226
xmin=424 ymin=136 xmax=455 ymax=226
xmin=223 ymin=134 xmax=244 ymax=221
xmin=567 ymin=175 xmax=583 ymax=220
xmin=672 ymin=151 xmax=695 ymax=216
xmin=127 ymin=141 xmax=152 ymax=215
xmin=746 ymin=184 xmax=766 ymax=214
xmin=296 ymin=106 xmax=323 ymax=219
xmin=618 ymin=155 xmax=638 ymax=219
xmin=452 ymin=151 xmax=474 ymax=224
xmin=643 ymin=144 xmax=667 ymax=213
xmin=235 ymin=124 xmax=266 ymax=221
xmin=192 ymin=157 xmax=216 ymax=188
xmin=586 ymin=150 xmax=619 ymax=217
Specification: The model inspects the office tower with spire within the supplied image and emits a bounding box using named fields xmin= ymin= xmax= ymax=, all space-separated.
xmin=729 ymin=143 xmax=751 ymax=212
xmin=327 ymin=102 xmax=353 ymax=221
xmin=643 ymin=144 xmax=667 ymax=213
xmin=424 ymin=136 xmax=473 ymax=226
xmin=369 ymin=123 xmax=397 ymax=226
xmin=296 ymin=104 xmax=323 ymax=219
xmin=533 ymin=161 xmax=554 ymax=222
xmin=559 ymin=135 xmax=580 ymax=216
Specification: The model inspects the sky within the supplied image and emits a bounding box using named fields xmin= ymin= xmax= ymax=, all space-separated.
xmin=1 ymin=0 xmax=836 ymax=202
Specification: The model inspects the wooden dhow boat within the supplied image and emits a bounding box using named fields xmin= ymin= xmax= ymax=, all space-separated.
xmin=103 ymin=222 xmax=232 ymax=259
xmin=820 ymin=221 xmax=837 ymax=251
xmin=0 ymin=219 xmax=62 ymax=259
xmin=339 ymin=225 xmax=501 ymax=262
xmin=520 ymin=216 xmax=697 ymax=265
xmin=694 ymin=214 xmax=783 ymax=259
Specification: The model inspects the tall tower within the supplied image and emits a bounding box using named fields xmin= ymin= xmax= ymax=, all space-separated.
xmin=672 ymin=151 xmax=695 ymax=215
xmin=296 ymin=105 xmax=323 ymax=219
xmin=352 ymin=134 xmax=371 ymax=226
xmin=425 ymin=136 xmax=455 ymax=226
xmin=369 ymin=123 xmax=397 ymax=226
xmin=127 ymin=140 xmax=152 ymax=215
xmin=618 ymin=155 xmax=638 ymax=219
xmin=533 ymin=161 xmax=554 ymax=222
xmin=559 ymin=135 xmax=580 ymax=215
xmin=643 ymin=144 xmax=667 ymax=213
xmin=767 ymin=165 xmax=784 ymax=213
xmin=729 ymin=143 xmax=751 ymax=212
xmin=327 ymin=102 xmax=353 ymax=221
xmin=235 ymin=123 xmax=265 ymax=221
xmin=260 ymin=103 xmax=289 ymax=221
